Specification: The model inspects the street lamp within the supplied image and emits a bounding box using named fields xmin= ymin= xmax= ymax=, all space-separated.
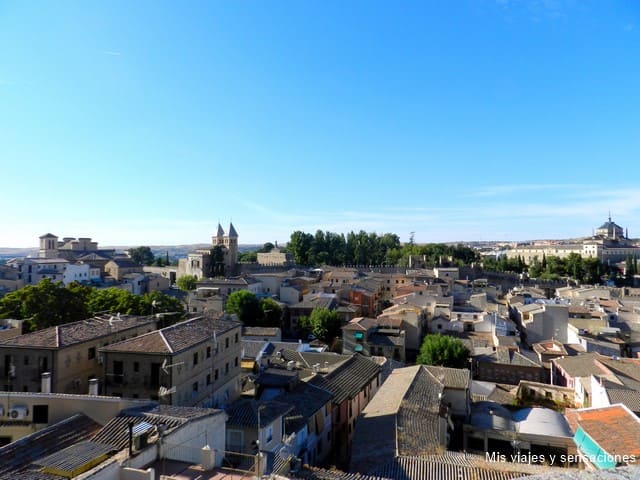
xmin=255 ymin=404 xmax=265 ymax=477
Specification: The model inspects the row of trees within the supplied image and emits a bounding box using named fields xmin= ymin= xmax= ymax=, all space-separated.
xmin=127 ymin=246 xmax=174 ymax=267
xmin=0 ymin=279 xmax=184 ymax=332
xmin=483 ymin=253 xmax=619 ymax=285
xmin=285 ymin=230 xmax=480 ymax=267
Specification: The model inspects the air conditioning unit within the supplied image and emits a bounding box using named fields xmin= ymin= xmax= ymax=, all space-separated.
xmin=8 ymin=406 xmax=28 ymax=419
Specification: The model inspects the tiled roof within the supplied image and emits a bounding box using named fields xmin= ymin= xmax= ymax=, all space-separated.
xmin=100 ymin=314 xmax=240 ymax=354
xmin=0 ymin=413 xmax=102 ymax=480
xmin=308 ymin=354 xmax=381 ymax=404
xmin=565 ymin=404 xmax=640 ymax=458
xmin=373 ymin=456 xmax=527 ymax=480
xmin=396 ymin=367 xmax=444 ymax=456
xmin=598 ymin=357 xmax=640 ymax=382
xmin=291 ymin=466 xmax=387 ymax=480
xmin=372 ymin=453 xmax=567 ymax=480
xmin=242 ymin=339 xmax=268 ymax=359
xmin=94 ymin=414 xmax=174 ymax=450
xmin=605 ymin=387 xmax=640 ymax=413
xmin=91 ymin=404 xmax=218 ymax=450
xmin=424 ymin=365 xmax=470 ymax=389
xmin=342 ymin=317 xmax=378 ymax=331
xmin=256 ymin=367 xmax=300 ymax=388
xmin=108 ymin=258 xmax=140 ymax=268
xmin=367 ymin=332 xmax=404 ymax=347
xmin=553 ymin=352 xmax=605 ymax=378
xmin=292 ymin=296 xmax=337 ymax=310
xmin=225 ymin=398 xmax=294 ymax=428
xmin=34 ymin=440 xmax=116 ymax=474
xmin=273 ymin=383 xmax=333 ymax=434
xmin=242 ymin=326 xmax=280 ymax=337
xmin=0 ymin=314 xmax=157 ymax=349
xmin=350 ymin=365 xmax=443 ymax=473
xmin=478 ymin=347 xmax=541 ymax=367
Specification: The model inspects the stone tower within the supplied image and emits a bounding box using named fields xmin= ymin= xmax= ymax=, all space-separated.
xmin=38 ymin=233 xmax=59 ymax=258
xmin=226 ymin=222 xmax=239 ymax=267
xmin=211 ymin=223 xmax=239 ymax=270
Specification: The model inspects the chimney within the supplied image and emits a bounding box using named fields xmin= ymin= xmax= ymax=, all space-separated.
xmin=89 ymin=378 xmax=99 ymax=396
xmin=41 ymin=372 xmax=51 ymax=393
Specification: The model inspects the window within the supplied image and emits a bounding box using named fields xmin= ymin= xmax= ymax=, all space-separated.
xmin=234 ymin=357 xmax=238 ymax=367
xmin=235 ymin=333 xmax=239 ymax=343
xmin=225 ymin=363 xmax=229 ymax=374
xmin=23 ymin=356 xmax=29 ymax=366
xmin=193 ymin=352 xmax=199 ymax=366
xmin=193 ymin=382 xmax=199 ymax=392
xmin=266 ymin=425 xmax=273 ymax=443
xmin=206 ymin=374 xmax=211 ymax=385
xmin=113 ymin=361 xmax=124 ymax=384
xmin=206 ymin=346 xmax=211 ymax=358
xmin=133 ymin=362 xmax=140 ymax=373
xmin=225 ymin=337 xmax=230 ymax=349
xmin=215 ymin=369 xmax=219 ymax=380
xmin=354 ymin=332 xmax=364 ymax=340
xmin=33 ymin=405 xmax=49 ymax=424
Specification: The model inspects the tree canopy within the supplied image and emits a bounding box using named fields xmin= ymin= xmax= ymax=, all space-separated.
xmin=417 ymin=334 xmax=470 ymax=369
xmin=225 ymin=291 xmax=283 ymax=327
xmin=176 ymin=274 xmax=198 ymax=291
xmin=297 ymin=308 xmax=341 ymax=342
xmin=128 ymin=246 xmax=155 ymax=266
xmin=285 ymin=229 xmax=479 ymax=267
xmin=0 ymin=280 xmax=184 ymax=332
xmin=483 ymin=253 xmax=609 ymax=285
xmin=225 ymin=290 xmax=263 ymax=325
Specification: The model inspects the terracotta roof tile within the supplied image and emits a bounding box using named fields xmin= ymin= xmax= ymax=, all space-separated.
xmin=566 ymin=404 xmax=640 ymax=458
xmin=100 ymin=314 xmax=240 ymax=354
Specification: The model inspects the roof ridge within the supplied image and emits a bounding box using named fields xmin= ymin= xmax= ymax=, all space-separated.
xmin=159 ymin=330 xmax=173 ymax=353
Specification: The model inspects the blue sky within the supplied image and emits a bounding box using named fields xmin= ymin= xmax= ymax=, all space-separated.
xmin=2 ymin=0 xmax=640 ymax=247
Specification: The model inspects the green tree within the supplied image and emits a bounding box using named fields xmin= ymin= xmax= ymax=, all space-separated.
xmin=625 ymin=255 xmax=637 ymax=286
xmin=307 ymin=308 xmax=341 ymax=342
xmin=87 ymin=288 xmax=142 ymax=315
xmin=260 ymin=298 xmax=282 ymax=327
xmin=238 ymin=251 xmax=258 ymax=263
xmin=140 ymin=291 xmax=185 ymax=322
xmin=0 ymin=279 xmax=91 ymax=331
xmin=176 ymin=274 xmax=198 ymax=291
xmin=528 ymin=256 xmax=542 ymax=278
xmin=417 ymin=334 xmax=470 ymax=369
xmin=258 ymin=242 xmax=275 ymax=253
xmin=128 ymin=246 xmax=155 ymax=266
xmin=225 ymin=290 xmax=262 ymax=325
xmin=297 ymin=315 xmax=313 ymax=340
xmin=152 ymin=252 xmax=170 ymax=267
xmin=288 ymin=231 xmax=314 ymax=265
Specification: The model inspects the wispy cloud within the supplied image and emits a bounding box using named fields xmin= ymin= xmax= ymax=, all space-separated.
xmin=467 ymin=183 xmax=588 ymax=198
xmin=102 ymin=50 xmax=122 ymax=56
xmin=237 ymin=187 xmax=640 ymax=243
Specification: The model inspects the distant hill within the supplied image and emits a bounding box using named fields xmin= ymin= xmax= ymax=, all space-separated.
xmin=0 ymin=243 xmax=263 ymax=264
